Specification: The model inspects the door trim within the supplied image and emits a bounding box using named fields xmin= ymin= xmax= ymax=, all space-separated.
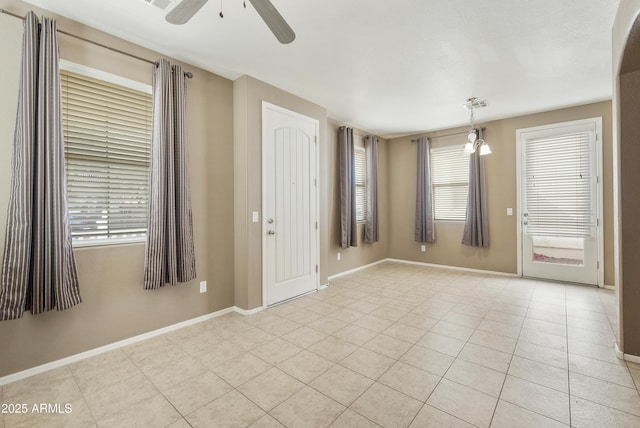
xmin=261 ymin=101 xmax=320 ymax=308
xmin=515 ymin=117 xmax=604 ymax=287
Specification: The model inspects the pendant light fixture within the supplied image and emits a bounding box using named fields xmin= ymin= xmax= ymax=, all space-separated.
xmin=463 ymin=97 xmax=491 ymax=156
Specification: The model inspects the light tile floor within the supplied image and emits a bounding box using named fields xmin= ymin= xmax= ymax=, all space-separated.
xmin=2 ymin=262 xmax=640 ymax=427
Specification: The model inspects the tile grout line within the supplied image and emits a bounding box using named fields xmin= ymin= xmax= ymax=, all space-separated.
xmin=497 ymin=282 xmax=586 ymax=427
xmin=345 ymin=288 xmax=442 ymax=427
xmin=67 ymin=363 xmax=99 ymax=426
xmin=124 ymin=345 xmax=208 ymax=425
xmin=309 ymin=277 xmax=452 ymax=427
xmin=564 ymin=288 xmax=640 ymax=421
xmin=324 ymin=284 xmax=427 ymax=427
xmin=249 ymin=301 xmax=382 ymax=426
xmin=564 ymin=284 xmax=573 ymax=428
xmin=406 ymin=282 xmax=504 ymax=428
xmin=485 ymin=281 xmax=532 ymax=428
xmin=281 ymin=297 xmax=383 ymax=426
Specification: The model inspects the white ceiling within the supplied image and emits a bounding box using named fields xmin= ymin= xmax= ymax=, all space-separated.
xmin=23 ymin=0 xmax=620 ymax=138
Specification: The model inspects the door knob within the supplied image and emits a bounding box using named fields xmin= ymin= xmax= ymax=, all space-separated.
xmin=267 ymin=218 xmax=274 ymax=224
xmin=267 ymin=230 xmax=275 ymax=235
xmin=523 ymin=221 xmax=528 ymax=225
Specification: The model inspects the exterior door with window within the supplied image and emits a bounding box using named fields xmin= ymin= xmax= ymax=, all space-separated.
xmin=517 ymin=118 xmax=602 ymax=285
xmin=262 ymin=102 xmax=319 ymax=306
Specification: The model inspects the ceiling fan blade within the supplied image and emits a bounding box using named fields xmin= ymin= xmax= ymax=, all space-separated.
xmin=248 ymin=0 xmax=295 ymax=44
xmin=166 ymin=0 xmax=209 ymax=25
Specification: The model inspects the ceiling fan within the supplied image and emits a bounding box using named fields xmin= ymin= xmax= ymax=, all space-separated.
xmin=159 ymin=0 xmax=295 ymax=44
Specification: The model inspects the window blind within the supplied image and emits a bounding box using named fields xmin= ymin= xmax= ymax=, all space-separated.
xmin=525 ymin=132 xmax=594 ymax=238
xmin=61 ymin=70 xmax=153 ymax=243
xmin=431 ymin=146 xmax=469 ymax=221
xmin=355 ymin=147 xmax=367 ymax=223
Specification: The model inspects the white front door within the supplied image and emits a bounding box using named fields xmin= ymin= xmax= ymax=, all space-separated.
xmin=517 ymin=118 xmax=602 ymax=286
xmin=262 ymin=102 xmax=319 ymax=306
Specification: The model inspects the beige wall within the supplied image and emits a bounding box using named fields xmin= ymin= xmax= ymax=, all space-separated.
xmin=326 ymin=121 xmax=389 ymax=276
xmin=387 ymin=102 xmax=614 ymax=284
xmin=613 ymin=0 xmax=640 ymax=356
xmin=233 ymin=76 xmax=328 ymax=310
xmin=0 ymin=0 xmax=235 ymax=376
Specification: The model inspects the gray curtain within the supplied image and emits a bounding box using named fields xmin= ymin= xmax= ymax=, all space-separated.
xmin=364 ymin=135 xmax=379 ymax=244
xmin=0 ymin=12 xmax=81 ymax=320
xmin=462 ymin=128 xmax=489 ymax=247
xmin=415 ymin=137 xmax=435 ymax=243
xmin=338 ymin=126 xmax=357 ymax=248
xmin=144 ymin=59 xmax=196 ymax=289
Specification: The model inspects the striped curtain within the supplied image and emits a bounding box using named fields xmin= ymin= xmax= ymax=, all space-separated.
xmin=462 ymin=128 xmax=489 ymax=247
xmin=0 ymin=12 xmax=81 ymax=320
xmin=364 ymin=135 xmax=379 ymax=244
xmin=415 ymin=137 xmax=435 ymax=243
xmin=338 ymin=126 xmax=357 ymax=248
xmin=144 ymin=59 xmax=196 ymax=289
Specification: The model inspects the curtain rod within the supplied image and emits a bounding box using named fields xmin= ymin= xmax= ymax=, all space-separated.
xmin=338 ymin=126 xmax=371 ymax=139
xmin=0 ymin=8 xmax=193 ymax=79
xmin=411 ymin=127 xmax=486 ymax=143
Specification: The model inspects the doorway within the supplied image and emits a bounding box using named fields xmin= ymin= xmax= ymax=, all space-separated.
xmin=516 ymin=118 xmax=603 ymax=285
xmin=262 ymin=102 xmax=319 ymax=306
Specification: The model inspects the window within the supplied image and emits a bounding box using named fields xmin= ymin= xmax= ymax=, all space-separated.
xmin=355 ymin=146 xmax=367 ymax=223
xmin=431 ymin=146 xmax=469 ymax=221
xmin=60 ymin=67 xmax=153 ymax=245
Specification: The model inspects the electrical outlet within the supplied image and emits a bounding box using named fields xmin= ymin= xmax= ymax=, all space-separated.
xmin=337 ymin=253 xmax=341 ymax=261
xmin=199 ymin=281 xmax=207 ymax=293
xmin=506 ymin=208 xmax=513 ymax=216
xmin=421 ymin=245 xmax=426 ymax=252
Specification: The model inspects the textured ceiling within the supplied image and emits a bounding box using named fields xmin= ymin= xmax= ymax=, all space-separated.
xmin=21 ymin=0 xmax=620 ymax=138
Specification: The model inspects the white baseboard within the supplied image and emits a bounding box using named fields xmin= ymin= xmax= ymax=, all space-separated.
xmin=615 ymin=343 xmax=640 ymax=364
xmin=233 ymin=306 xmax=264 ymax=316
xmin=327 ymin=259 xmax=388 ymax=281
xmin=604 ymin=284 xmax=615 ymax=290
xmin=0 ymin=307 xmax=236 ymax=386
xmin=319 ymin=283 xmax=330 ymax=290
xmin=386 ymin=258 xmax=519 ymax=277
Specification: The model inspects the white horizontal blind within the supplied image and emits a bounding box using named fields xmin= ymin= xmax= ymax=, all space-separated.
xmin=61 ymin=69 xmax=153 ymax=244
xmin=355 ymin=146 xmax=367 ymax=223
xmin=431 ymin=146 xmax=469 ymax=221
xmin=525 ymin=131 xmax=594 ymax=238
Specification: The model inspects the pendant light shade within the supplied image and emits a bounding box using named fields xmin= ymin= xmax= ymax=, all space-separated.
xmin=479 ymin=140 xmax=492 ymax=156
xmin=463 ymin=141 xmax=475 ymax=154
xmin=467 ymin=130 xmax=477 ymax=144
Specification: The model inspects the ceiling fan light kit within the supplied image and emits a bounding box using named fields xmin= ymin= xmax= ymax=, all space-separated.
xmin=146 ymin=0 xmax=295 ymax=44
xmin=463 ymin=97 xmax=491 ymax=156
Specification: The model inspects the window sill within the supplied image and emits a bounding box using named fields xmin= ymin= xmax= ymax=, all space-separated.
xmin=72 ymin=238 xmax=146 ymax=249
